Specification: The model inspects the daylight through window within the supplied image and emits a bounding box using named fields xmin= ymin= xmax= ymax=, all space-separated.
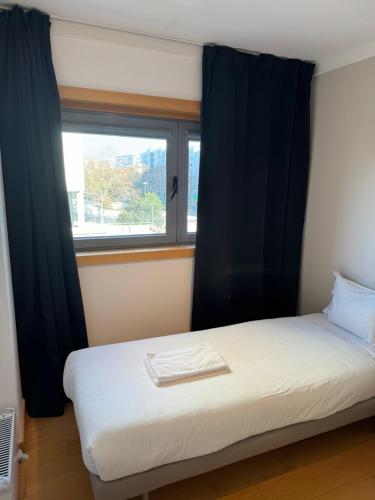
xmin=62 ymin=110 xmax=200 ymax=250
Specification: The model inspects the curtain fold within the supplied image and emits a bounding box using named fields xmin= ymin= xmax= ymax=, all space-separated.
xmin=0 ymin=6 xmax=88 ymax=417
xmin=192 ymin=45 xmax=315 ymax=331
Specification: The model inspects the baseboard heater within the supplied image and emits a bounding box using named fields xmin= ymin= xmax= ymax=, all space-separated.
xmin=0 ymin=409 xmax=16 ymax=500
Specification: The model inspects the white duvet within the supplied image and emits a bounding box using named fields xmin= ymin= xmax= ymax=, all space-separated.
xmin=63 ymin=314 xmax=375 ymax=482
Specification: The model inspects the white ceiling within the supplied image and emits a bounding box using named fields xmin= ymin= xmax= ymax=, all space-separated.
xmin=15 ymin=0 xmax=375 ymax=71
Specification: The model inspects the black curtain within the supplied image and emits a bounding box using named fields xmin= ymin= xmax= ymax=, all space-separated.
xmin=192 ymin=45 xmax=315 ymax=331
xmin=0 ymin=6 xmax=88 ymax=417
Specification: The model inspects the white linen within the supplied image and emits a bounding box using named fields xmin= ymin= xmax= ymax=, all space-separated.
xmin=325 ymin=272 xmax=375 ymax=344
xmin=63 ymin=314 xmax=375 ymax=482
xmin=145 ymin=343 xmax=229 ymax=385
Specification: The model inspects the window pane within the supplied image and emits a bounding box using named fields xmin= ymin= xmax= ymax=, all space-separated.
xmin=187 ymin=140 xmax=200 ymax=233
xmin=62 ymin=132 xmax=167 ymax=238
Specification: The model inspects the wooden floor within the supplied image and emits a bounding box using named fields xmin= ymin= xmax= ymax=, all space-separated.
xmin=19 ymin=404 xmax=375 ymax=500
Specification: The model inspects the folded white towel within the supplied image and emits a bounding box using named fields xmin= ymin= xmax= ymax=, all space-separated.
xmin=145 ymin=343 xmax=230 ymax=386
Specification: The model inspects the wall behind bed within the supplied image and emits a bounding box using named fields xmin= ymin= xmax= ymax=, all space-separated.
xmin=78 ymin=258 xmax=194 ymax=345
xmin=300 ymin=56 xmax=375 ymax=313
xmin=51 ymin=19 xmax=375 ymax=344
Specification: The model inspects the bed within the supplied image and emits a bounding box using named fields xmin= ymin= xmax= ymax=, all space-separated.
xmin=63 ymin=314 xmax=375 ymax=500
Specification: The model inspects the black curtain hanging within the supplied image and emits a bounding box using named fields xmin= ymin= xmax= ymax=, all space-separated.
xmin=0 ymin=6 xmax=88 ymax=417
xmin=192 ymin=45 xmax=315 ymax=331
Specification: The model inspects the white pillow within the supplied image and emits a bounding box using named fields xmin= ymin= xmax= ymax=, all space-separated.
xmin=324 ymin=272 xmax=375 ymax=344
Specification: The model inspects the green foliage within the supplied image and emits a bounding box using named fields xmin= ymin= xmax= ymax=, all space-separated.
xmin=119 ymin=192 xmax=164 ymax=228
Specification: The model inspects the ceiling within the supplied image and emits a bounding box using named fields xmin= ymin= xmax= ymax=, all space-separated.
xmin=14 ymin=0 xmax=375 ymax=70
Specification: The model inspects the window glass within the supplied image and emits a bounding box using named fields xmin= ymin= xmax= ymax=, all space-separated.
xmin=63 ymin=132 xmax=167 ymax=238
xmin=62 ymin=110 xmax=200 ymax=250
xmin=187 ymin=140 xmax=200 ymax=233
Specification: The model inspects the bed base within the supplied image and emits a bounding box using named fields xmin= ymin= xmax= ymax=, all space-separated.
xmin=89 ymin=397 xmax=375 ymax=500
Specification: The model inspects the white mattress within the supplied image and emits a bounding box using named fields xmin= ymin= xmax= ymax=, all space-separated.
xmin=63 ymin=314 xmax=375 ymax=482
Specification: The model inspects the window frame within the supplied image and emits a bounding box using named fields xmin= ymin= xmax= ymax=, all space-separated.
xmin=61 ymin=109 xmax=200 ymax=251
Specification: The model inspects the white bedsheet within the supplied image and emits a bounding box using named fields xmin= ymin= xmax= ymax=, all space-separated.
xmin=63 ymin=314 xmax=375 ymax=482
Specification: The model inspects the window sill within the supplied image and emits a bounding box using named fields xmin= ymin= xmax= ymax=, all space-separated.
xmin=76 ymin=245 xmax=195 ymax=267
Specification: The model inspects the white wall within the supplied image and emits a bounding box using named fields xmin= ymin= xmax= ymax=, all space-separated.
xmin=300 ymin=56 xmax=375 ymax=313
xmin=51 ymin=20 xmax=202 ymax=100
xmin=79 ymin=258 xmax=193 ymax=345
xmin=0 ymin=156 xmax=22 ymax=440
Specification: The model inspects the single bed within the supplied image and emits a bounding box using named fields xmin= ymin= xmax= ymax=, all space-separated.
xmin=63 ymin=314 xmax=375 ymax=499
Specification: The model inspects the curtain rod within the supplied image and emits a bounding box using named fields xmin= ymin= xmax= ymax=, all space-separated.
xmin=0 ymin=4 xmax=49 ymax=15
xmin=0 ymin=4 xmax=200 ymax=47
xmin=0 ymin=5 xmax=315 ymax=64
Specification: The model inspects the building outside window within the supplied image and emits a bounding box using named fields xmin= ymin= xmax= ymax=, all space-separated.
xmin=62 ymin=110 xmax=200 ymax=250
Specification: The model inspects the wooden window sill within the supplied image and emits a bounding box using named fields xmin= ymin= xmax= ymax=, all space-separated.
xmin=59 ymin=86 xmax=200 ymax=121
xmin=76 ymin=246 xmax=195 ymax=266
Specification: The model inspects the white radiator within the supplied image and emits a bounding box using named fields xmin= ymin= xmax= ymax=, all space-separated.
xmin=0 ymin=409 xmax=16 ymax=500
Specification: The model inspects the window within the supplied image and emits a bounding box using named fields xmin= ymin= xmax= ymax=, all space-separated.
xmin=62 ymin=110 xmax=200 ymax=250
